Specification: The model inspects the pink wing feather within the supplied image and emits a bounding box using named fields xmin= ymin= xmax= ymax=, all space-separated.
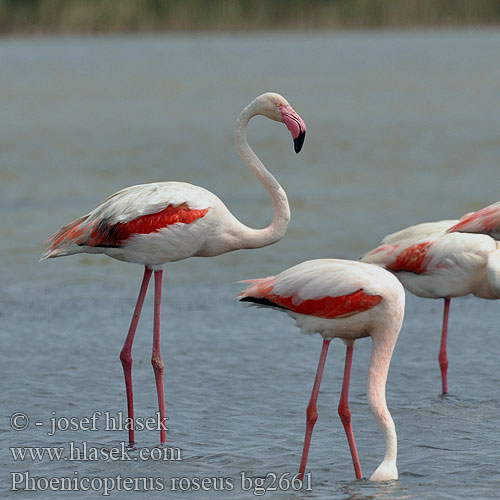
xmin=42 ymin=204 xmax=209 ymax=258
xmin=41 ymin=182 xmax=212 ymax=260
xmin=238 ymin=260 xmax=382 ymax=319
xmin=361 ymin=220 xmax=459 ymax=273
xmin=447 ymin=201 xmax=500 ymax=238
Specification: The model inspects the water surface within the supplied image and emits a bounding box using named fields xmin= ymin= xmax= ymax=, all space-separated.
xmin=1 ymin=30 xmax=500 ymax=499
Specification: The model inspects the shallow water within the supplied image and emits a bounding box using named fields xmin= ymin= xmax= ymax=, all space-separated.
xmin=1 ymin=30 xmax=500 ymax=499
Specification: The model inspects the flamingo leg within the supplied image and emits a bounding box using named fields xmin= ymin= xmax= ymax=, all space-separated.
xmin=152 ymin=269 xmax=167 ymax=444
xmin=337 ymin=344 xmax=362 ymax=479
xmin=120 ymin=266 xmax=152 ymax=446
xmin=298 ymin=339 xmax=331 ymax=480
xmin=438 ymin=298 xmax=450 ymax=395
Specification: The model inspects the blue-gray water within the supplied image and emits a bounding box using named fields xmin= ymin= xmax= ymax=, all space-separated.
xmin=2 ymin=31 xmax=500 ymax=499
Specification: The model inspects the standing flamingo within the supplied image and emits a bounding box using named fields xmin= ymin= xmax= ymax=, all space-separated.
xmin=361 ymin=219 xmax=500 ymax=394
xmin=41 ymin=92 xmax=306 ymax=446
xmin=238 ymin=259 xmax=405 ymax=481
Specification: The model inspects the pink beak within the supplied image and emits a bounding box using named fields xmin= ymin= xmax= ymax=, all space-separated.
xmin=279 ymin=105 xmax=306 ymax=153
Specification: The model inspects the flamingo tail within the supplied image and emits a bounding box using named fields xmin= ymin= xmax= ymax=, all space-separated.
xmin=40 ymin=215 xmax=90 ymax=260
xmin=236 ymin=277 xmax=276 ymax=300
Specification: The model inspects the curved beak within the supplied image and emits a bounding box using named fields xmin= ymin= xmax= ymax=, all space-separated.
xmin=279 ymin=105 xmax=306 ymax=154
xmin=293 ymin=129 xmax=306 ymax=154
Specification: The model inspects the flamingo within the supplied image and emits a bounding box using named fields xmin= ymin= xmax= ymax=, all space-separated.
xmin=41 ymin=92 xmax=306 ymax=446
xmin=361 ymin=219 xmax=500 ymax=394
xmin=238 ymin=259 xmax=405 ymax=481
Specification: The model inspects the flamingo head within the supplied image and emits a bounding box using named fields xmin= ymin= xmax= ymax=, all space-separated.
xmin=253 ymin=92 xmax=306 ymax=153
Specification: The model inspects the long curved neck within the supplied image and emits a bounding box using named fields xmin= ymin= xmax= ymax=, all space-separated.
xmin=232 ymin=103 xmax=290 ymax=249
xmin=366 ymin=332 xmax=398 ymax=473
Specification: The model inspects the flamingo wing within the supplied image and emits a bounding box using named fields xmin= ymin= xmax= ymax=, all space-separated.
xmin=238 ymin=259 xmax=382 ymax=319
xmin=362 ymin=219 xmax=497 ymax=274
xmin=361 ymin=220 xmax=459 ymax=272
xmin=379 ymin=220 xmax=457 ymax=246
xmin=42 ymin=182 xmax=213 ymax=259
xmin=447 ymin=201 xmax=500 ymax=239
xmin=362 ymin=218 xmax=499 ymax=299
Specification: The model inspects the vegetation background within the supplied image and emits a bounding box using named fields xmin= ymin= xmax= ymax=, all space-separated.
xmin=1 ymin=0 xmax=500 ymax=34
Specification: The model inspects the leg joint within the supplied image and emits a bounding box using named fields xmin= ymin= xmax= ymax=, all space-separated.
xmin=120 ymin=350 xmax=132 ymax=367
xmin=151 ymin=356 xmax=164 ymax=372
xmin=306 ymin=402 xmax=318 ymax=425
xmin=338 ymin=402 xmax=351 ymax=424
xmin=438 ymin=352 xmax=448 ymax=368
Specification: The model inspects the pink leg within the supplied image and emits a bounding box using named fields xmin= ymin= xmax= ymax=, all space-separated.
xmin=438 ymin=298 xmax=450 ymax=395
xmin=298 ymin=339 xmax=331 ymax=481
xmin=120 ymin=266 xmax=152 ymax=446
xmin=337 ymin=344 xmax=362 ymax=479
xmin=152 ymin=269 xmax=167 ymax=444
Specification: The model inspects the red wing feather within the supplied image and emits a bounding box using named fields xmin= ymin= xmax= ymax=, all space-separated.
xmin=44 ymin=204 xmax=209 ymax=257
xmin=86 ymin=204 xmax=209 ymax=247
xmin=386 ymin=241 xmax=432 ymax=274
xmin=266 ymin=289 xmax=382 ymax=319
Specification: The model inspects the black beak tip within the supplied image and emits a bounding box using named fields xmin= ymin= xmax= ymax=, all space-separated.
xmin=294 ymin=130 xmax=306 ymax=154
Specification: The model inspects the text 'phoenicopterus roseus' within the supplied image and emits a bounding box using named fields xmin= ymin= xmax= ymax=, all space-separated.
xmin=41 ymin=92 xmax=306 ymax=445
xmin=238 ymin=259 xmax=405 ymax=481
